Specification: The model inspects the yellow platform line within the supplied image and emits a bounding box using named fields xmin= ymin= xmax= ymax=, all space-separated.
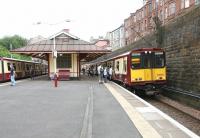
xmin=104 ymin=83 xmax=161 ymax=138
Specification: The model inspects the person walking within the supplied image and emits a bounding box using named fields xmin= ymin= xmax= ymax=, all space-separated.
xmin=10 ymin=64 xmax=16 ymax=86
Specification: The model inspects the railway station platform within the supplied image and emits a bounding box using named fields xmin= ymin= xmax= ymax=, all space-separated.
xmin=0 ymin=76 xmax=199 ymax=138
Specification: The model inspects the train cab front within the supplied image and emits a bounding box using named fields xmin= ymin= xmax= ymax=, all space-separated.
xmin=130 ymin=48 xmax=166 ymax=96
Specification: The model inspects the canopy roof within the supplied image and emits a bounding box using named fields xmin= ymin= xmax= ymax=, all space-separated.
xmin=11 ymin=30 xmax=110 ymax=61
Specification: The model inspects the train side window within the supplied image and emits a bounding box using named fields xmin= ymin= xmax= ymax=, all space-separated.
xmin=26 ymin=64 xmax=29 ymax=71
xmin=116 ymin=61 xmax=119 ymax=71
xmin=115 ymin=60 xmax=120 ymax=72
xmin=7 ymin=63 xmax=11 ymax=71
xmin=123 ymin=58 xmax=127 ymax=73
xmin=154 ymin=52 xmax=165 ymax=68
xmin=7 ymin=63 xmax=16 ymax=71
xmin=131 ymin=53 xmax=141 ymax=69
xmin=13 ymin=64 xmax=16 ymax=70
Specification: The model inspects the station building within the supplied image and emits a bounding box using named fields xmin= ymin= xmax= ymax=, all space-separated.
xmin=11 ymin=29 xmax=111 ymax=80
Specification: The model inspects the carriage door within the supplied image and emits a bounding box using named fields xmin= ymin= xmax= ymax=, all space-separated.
xmin=141 ymin=51 xmax=153 ymax=82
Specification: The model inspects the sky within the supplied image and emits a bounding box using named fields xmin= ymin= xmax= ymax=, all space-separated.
xmin=0 ymin=0 xmax=143 ymax=41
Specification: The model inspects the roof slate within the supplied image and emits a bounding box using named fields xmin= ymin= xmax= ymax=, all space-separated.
xmin=12 ymin=36 xmax=110 ymax=53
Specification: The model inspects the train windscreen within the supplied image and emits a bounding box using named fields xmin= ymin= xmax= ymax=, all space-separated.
xmin=131 ymin=53 xmax=141 ymax=69
xmin=154 ymin=52 xmax=165 ymax=68
xmin=131 ymin=51 xmax=165 ymax=69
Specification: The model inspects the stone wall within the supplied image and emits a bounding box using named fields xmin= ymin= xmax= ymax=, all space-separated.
xmin=162 ymin=5 xmax=200 ymax=95
xmin=125 ymin=5 xmax=200 ymax=95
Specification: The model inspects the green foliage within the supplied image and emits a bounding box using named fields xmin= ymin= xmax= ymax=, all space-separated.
xmin=0 ymin=45 xmax=31 ymax=60
xmin=0 ymin=35 xmax=27 ymax=50
xmin=0 ymin=45 xmax=10 ymax=57
xmin=0 ymin=35 xmax=31 ymax=61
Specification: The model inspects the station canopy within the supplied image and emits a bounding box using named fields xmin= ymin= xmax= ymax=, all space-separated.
xmin=11 ymin=29 xmax=111 ymax=61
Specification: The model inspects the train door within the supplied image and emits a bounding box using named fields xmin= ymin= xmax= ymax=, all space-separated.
xmin=152 ymin=51 xmax=166 ymax=81
xmin=141 ymin=51 xmax=153 ymax=82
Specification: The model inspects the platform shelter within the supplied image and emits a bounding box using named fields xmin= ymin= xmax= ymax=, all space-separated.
xmin=11 ymin=30 xmax=111 ymax=80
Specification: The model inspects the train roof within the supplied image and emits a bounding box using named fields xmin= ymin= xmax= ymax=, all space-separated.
xmin=88 ymin=47 xmax=164 ymax=65
xmin=0 ymin=57 xmax=42 ymax=64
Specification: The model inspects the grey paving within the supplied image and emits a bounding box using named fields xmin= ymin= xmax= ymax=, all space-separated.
xmin=0 ymin=79 xmax=142 ymax=138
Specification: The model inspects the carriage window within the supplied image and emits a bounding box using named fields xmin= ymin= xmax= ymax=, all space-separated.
xmin=123 ymin=58 xmax=127 ymax=73
xmin=116 ymin=61 xmax=120 ymax=71
xmin=26 ymin=64 xmax=30 ymax=70
xmin=7 ymin=63 xmax=11 ymax=71
xmin=7 ymin=63 xmax=16 ymax=71
xmin=131 ymin=53 xmax=141 ymax=69
xmin=154 ymin=52 xmax=165 ymax=68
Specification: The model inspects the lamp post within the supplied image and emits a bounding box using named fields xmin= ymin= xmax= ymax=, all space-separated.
xmin=34 ymin=19 xmax=71 ymax=78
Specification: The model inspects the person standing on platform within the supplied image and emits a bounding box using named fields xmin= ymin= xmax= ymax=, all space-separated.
xmin=104 ymin=67 xmax=108 ymax=83
xmin=10 ymin=64 xmax=16 ymax=86
xmin=98 ymin=65 xmax=103 ymax=83
xmin=30 ymin=66 xmax=35 ymax=80
xmin=109 ymin=66 xmax=113 ymax=80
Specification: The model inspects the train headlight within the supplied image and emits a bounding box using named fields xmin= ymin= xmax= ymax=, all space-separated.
xmin=139 ymin=78 xmax=142 ymax=80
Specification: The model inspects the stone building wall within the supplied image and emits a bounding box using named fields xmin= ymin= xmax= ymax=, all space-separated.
xmin=124 ymin=5 xmax=200 ymax=95
xmin=162 ymin=5 xmax=200 ymax=94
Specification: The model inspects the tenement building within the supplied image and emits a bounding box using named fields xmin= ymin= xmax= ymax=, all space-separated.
xmin=124 ymin=0 xmax=200 ymax=46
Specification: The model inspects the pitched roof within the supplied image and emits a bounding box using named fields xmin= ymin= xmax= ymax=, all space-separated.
xmin=11 ymin=30 xmax=111 ymax=54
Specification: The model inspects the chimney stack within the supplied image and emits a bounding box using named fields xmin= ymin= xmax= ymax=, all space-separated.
xmin=63 ymin=29 xmax=70 ymax=33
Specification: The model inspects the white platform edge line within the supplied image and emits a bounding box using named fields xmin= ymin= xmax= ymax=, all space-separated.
xmin=112 ymin=82 xmax=200 ymax=138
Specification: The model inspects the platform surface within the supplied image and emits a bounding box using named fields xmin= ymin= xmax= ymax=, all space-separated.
xmin=0 ymin=77 xmax=199 ymax=138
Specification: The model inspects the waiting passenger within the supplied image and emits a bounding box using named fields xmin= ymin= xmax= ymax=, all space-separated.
xmin=10 ymin=64 xmax=16 ymax=86
xmin=104 ymin=67 xmax=108 ymax=83
xmin=108 ymin=66 xmax=113 ymax=80
xmin=30 ymin=66 xmax=35 ymax=80
xmin=98 ymin=65 xmax=104 ymax=83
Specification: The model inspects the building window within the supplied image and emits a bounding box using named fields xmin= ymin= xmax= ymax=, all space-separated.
xmin=159 ymin=10 xmax=164 ymax=21
xmin=165 ymin=7 xmax=168 ymax=19
xmin=169 ymin=2 xmax=176 ymax=16
xmin=181 ymin=0 xmax=190 ymax=9
xmin=160 ymin=0 xmax=164 ymax=6
xmin=185 ymin=0 xmax=190 ymax=8
xmin=195 ymin=0 xmax=200 ymax=5
xmin=57 ymin=54 xmax=72 ymax=68
xmin=149 ymin=3 xmax=152 ymax=13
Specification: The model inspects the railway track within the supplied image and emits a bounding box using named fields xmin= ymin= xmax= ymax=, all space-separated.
xmin=142 ymin=95 xmax=200 ymax=136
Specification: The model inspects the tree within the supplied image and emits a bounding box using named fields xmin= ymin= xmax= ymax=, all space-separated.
xmin=0 ymin=35 xmax=31 ymax=60
xmin=0 ymin=45 xmax=10 ymax=57
xmin=0 ymin=35 xmax=27 ymax=50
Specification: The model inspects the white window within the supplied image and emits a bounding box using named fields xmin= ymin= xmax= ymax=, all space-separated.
xmin=181 ymin=0 xmax=190 ymax=9
xmin=169 ymin=2 xmax=176 ymax=16
xmin=195 ymin=0 xmax=200 ymax=5
xmin=165 ymin=7 xmax=168 ymax=19
xmin=134 ymin=15 xmax=136 ymax=22
xmin=181 ymin=0 xmax=185 ymax=9
xmin=159 ymin=10 xmax=164 ymax=21
xmin=185 ymin=0 xmax=190 ymax=8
